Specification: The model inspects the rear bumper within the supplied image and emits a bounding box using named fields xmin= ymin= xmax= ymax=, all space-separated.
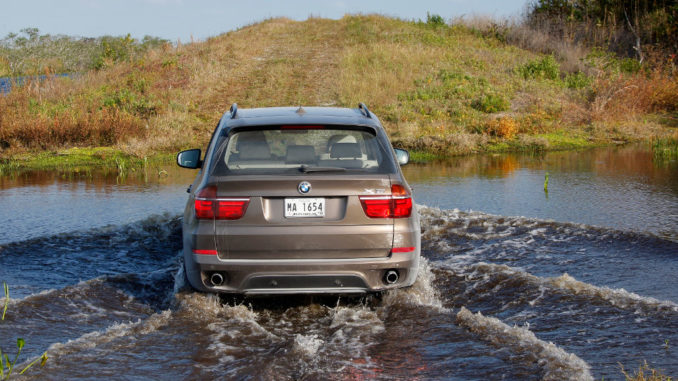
xmin=183 ymin=249 xmax=420 ymax=294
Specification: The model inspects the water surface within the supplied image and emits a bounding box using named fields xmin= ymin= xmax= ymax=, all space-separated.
xmin=0 ymin=145 xmax=676 ymax=380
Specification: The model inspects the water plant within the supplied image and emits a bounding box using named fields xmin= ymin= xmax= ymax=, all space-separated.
xmin=544 ymin=171 xmax=549 ymax=192
xmin=1 ymin=282 xmax=48 ymax=380
xmin=651 ymin=137 xmax=678 ymax=161
xmin=0 ymin=161 xmax=20 ymax=177
xmin=621 ymin=360 xmax=673 ymax=381
xmin=115 ymin=157 xmax=127 ymax=177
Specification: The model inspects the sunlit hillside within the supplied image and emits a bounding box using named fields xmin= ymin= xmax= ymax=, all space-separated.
xmin=0 ymin=15 xmax=675 ymax=163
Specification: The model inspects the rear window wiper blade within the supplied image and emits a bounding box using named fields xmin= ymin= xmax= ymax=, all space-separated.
xmin=299 ymin=165 xmax=347 ymax=173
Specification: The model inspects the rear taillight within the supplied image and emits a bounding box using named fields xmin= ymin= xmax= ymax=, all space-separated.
xmin=359 ymin=184 xmax=412 ymax=218
xmin=195 ymin=186 xmax=250 ymax=220
xmin=192 ymin=249 xmax=217 ymax=255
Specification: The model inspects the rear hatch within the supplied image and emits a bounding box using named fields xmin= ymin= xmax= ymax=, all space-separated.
xmin=211 ymin=175 xmax=394 ymax=259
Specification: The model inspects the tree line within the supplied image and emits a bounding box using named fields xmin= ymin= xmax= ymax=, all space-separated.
xmin=0 ymin=28 xmax=168 ymax=77
xmin=527 ymin=0 xmax=677 ymax=63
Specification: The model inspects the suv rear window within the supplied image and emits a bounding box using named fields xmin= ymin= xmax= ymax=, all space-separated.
xmin=208 ymin=126 xmax=395 ymax=175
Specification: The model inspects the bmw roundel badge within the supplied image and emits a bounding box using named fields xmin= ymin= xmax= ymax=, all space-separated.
xmin=298 ymin=181 xmax=311 ymax=194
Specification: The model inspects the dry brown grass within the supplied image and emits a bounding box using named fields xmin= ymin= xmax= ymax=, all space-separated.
xmin=0 ymin=14 xmax=675 ymax=159
xmin=586 ymin=69 xmax=678 ymax=125
xmin=622 ymin=361 xmax=673 ymax=381
xmin=454 ymin=15 xmax=590 ymax=74
xmin=485 ymin=116 xmax=518 ymax=138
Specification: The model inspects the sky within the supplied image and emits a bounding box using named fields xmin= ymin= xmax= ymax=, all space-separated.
xmin=1 ymin=0 xmax=528 ymax=42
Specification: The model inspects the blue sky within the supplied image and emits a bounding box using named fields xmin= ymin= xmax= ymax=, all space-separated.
xmin=2 ymin=0 xmax=528 ymax=42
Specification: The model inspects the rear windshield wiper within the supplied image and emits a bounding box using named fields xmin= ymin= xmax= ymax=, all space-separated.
xmin=299 ymin=165 xmax=347 ymax=173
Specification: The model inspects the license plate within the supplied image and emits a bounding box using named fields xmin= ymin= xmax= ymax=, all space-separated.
xmin=284 ymin=198 xmax=325 ymax=218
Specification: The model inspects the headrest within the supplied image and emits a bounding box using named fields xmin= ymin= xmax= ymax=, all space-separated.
xmin=330 ymin=143 xmax=361 ymax=159
xmin=286 ymin=145 xmax=316 ymax=164
xmin=239 ymin=141 xmax=271 ymax=160
xmin=326 ymin=134 xmax=357 ymax=150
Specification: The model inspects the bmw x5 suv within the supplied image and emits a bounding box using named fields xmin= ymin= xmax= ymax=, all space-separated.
xmin=177 ymin=103 xmax=420 ymax=295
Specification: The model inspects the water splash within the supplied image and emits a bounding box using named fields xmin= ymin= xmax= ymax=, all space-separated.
xmin=549 ymin=273 xmax=678 ymax=314
xmin=464 ymin=262 xmax=678 ymax=315
xmin=293 ymin=334 xmax=324 ymax=357
xmin=456 ymin=307 xmax=593 ymax=381
xmin=42 ymin=310 xmax=172 ymax=358
xmin=380 ymin=257 xmax=448 ymax=312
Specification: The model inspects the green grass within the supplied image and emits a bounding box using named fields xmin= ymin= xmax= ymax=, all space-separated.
xmin=1 ymin=14 xmax=676 ymax=168
xmin=651 ymin=137 xmax=678 ymax=161
xmin=408 ymin=150 xmax=447 ymax=163
xmin=539 ymin=131 xmax=592 ymax=150
xmin=0 ymin=147 xmax=174 ymax=174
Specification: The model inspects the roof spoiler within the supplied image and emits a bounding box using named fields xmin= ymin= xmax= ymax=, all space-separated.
xmin=358 ymin=103 xmax=371 ymax=118
xmin=229 ymin=103 xmax=372 ymax=119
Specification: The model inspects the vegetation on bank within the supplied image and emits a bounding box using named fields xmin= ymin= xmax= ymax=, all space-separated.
xmin=0 ymin=11 xmax=676 ymax=169
xmin=0 ymin=147 xmax=174 ymax=177
xmin=623 ymin=360 xmax=674 ymax=381
xmin=0 ymin=28 xmax=168 ymax=76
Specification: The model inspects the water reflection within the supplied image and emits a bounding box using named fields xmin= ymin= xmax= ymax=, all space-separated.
xmin=0 ymin=166 xmax=194 ymax=192
xmin=406 ymin=146 xmax=677 ymax=188
xmin=0 ymin=166 xmax=197 ymax=244
xmin=1 ymin=144 xmax=675 ymax=243
xmin=403 ymin=145 xmax=678 ymax=240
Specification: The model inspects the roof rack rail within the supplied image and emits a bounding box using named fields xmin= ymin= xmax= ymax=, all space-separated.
xmin=358 ymin=103 xmax=371 ymax=118
xmin=229 ymin=103 xmax=238 ymax=118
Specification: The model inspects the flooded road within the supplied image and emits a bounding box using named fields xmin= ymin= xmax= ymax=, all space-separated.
xmin=1 ymin=145 xmax=676 ymax=380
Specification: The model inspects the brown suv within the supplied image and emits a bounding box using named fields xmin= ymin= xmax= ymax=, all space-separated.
xmin=177 ymin=103 xmax=420 ymax=294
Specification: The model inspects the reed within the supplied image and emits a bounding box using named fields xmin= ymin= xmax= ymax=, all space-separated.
xmin=651 ymin=136 xmax=678 ymax=161
xmin=621 ymin=361 xmax=673 ymax=381
xmin=1 ymin=282 xmax=48 ymax=380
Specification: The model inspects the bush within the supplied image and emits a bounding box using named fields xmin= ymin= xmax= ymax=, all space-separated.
xmin=471 ymin=94 xmax=510 ymax=113
xmin=619 ymin=58 xmax=642 ymax=74
xmin=518 ymin=55 xmax=560 ymax=80
xmin=426 ymin=13 xmax=446 ymax=27
xmin=101 ymin=89 xmax=158 ymax=118
xmin=486 ymin=116 xmax=518 ymax=138
xmin=564 ymin=72 xmax=591 ymax=89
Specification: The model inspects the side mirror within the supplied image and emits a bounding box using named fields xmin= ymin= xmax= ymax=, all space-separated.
xmin=394 ymin=148 xmax=409 ymax=166
xmin=177 ymin=149 xmax=202 ymax=169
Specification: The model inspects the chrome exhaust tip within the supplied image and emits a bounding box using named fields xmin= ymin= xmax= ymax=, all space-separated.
xmin=210 ymin=272 xmax=224 ymax=287
xmin=384 ymin=270 xmax=399 ymax=285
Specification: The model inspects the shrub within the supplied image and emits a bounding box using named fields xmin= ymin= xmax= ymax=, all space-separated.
xmin=618 ymin=58 xmax=642 ymax=74
xmin=519 ymin=55 xmax=560 ymax=80
xmin=101 ymin=89 xmax=158 ymax=118
xmin=564 ymin=72 xmax=591 ymax=89
xmin=426 ymin=13 xmax=446 ymax=27
xmin=590 ymin=68 xmax=678 ymax=121
xmin=486 ymin=116 xmax=518 ymax=138
xmin=471 ymin=94 xmax=510 ymax=113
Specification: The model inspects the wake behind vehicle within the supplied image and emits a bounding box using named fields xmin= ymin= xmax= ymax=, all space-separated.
xmin=177 ymin=103 xmax=420 ymax=295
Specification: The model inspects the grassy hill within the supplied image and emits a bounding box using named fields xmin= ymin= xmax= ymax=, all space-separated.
xmin=0 ymin=15 xmax=676 ymax=168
